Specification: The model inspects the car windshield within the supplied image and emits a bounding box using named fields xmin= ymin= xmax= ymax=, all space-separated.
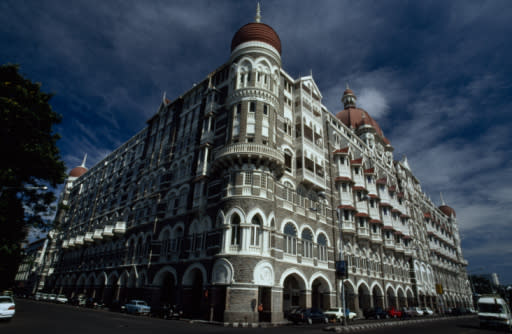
xmin=0 ymin=297 xmax=13 ymax=303
xmin=479 ymin=303 xmax=503 ymax=313
xmin=327 ymin=308 xmax=340 ymax=311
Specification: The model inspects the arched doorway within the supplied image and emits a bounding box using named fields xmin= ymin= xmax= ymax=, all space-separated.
xmin=406 ymin=288 xmax=414 ymax=308
xmin=358 ymin=283 xmax=371 ymax=312
xmin=159 ymin=272 xmax=176 ymax=305
xmin=386 ymin=286 xmax=396 ymax=308
xmin=397 ymin=287 xmax=406 ymax=308
xmin=344 ymin=281 xmax=356 ymax=312
xmin=311 ymin=277 xmax=331 ymax=310
xmin=282 ymin=274 xmax=306 ymax=313
xmin=372 ymin=285 xmax=384 ymax=308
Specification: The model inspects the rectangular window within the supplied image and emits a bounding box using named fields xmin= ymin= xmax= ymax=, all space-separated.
xmin=249 ymin=101 xmax=256 ymax=112
xmin=263 ymin=104 xmax=268 ymax=115
xmin=245 ymin=172 xmax=252 ymax=185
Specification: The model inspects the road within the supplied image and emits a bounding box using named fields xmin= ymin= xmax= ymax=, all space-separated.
xmin=1 ymin=299 xmax=503 ymax=334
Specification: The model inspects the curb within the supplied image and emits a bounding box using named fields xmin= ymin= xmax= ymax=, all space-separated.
xmin=324 ymin=315 xmax=476 ymax=332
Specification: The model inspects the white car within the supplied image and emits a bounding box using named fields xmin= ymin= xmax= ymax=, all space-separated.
xmin=48 ymin=294 xmax=57 ymax=302
xmin=0 ymin=296 xmax=15 ymax=320
xmin=410 ymin=307 xmax=424 ymax=316
xmin=324 ymin=307 xmax=357 ymax=322
xmin=422 ymin=307 xmax=434 ymax=316
xmin=56 ymin=294 xmax=68 ymax=304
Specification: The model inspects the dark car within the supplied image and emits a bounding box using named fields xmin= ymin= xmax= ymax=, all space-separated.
xmin=363 ymin=307 xmax=389 ymax=319
xmin=288 ymin=308 xmax=328 ymax=325
xmin=152 ymin=304 xmax=183 ymax=319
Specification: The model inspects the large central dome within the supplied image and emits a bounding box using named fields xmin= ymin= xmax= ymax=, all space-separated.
xmin=231 ymin=4 xmax=281 ymax=55
xmin=231 ymin=22 xmax=282 ymax=55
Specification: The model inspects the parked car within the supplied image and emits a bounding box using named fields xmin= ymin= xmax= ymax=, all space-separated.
xmin=0 ymin=295 xmax=15 ymax=321
xmin=422 ymin=307 xmax=434 ymax=316
xmin=401 ymin=307 xmax=415 ymax=318
xmin=324 ymin=307 xmax=357 ymax=322
xmin=70 ymin=294 xmax=87 ymax=306
xmin=40 ymin=293 xmax=49 ymax=301
xmin=288 ymin=308 xmax=328 ymax=324
xmin=152 ymin=304 xmax=183 ymax=319
xmin=48 ymin=294 xmax=57 ymax=302
xmin=124 ymin=300 xmax=151 ymax=315
xmin=387 ymin=306 xmax=402 ymax=318
xmin=363 ymin=307 xmax=389 ymax=319
xmin=409 ymin=307 xmax=424 ymax=316
xmin=284 ymin=306 xmax=302 ymax=320
xmin=56 ymin=294 xmax=69 ymax=304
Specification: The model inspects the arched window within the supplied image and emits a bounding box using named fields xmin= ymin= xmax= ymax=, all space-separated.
xmin=284 ymin=223 xmax=297 ymax=255
xmin=171 ymin=227 xmax=183 ymax=254
xmin=161 ymin=230 xmax=171 ymax=259
xmin=301 ymin=229 xmax=313 ymax=258
xmin=231 ymin=214 xmax=241 ymax=246
xmin=317 ymin=234 xmax=327 ymax=261
xmin=250 ymin=215 xmax=262 ymax=247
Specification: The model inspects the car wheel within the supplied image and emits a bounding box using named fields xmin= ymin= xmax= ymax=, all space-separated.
xmin=376 ymin=314 xmax=380 ymax=320
xmin=393 ymin=314 xmax=397 ymax=319
xmin=386 ymin=314 xmax=390 ymax=319
xmin=324 ymin=317 xmax=329 ymax=324
xmin=307 ymin=318 xmax=312 ymax=325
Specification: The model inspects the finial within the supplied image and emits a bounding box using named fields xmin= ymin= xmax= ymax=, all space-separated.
xmin=81 ymin=153 xmax=87 ymax=168
xmin=440 ymin=192 xmax=446 ymax=205
xmin=255 ymin=2 xmax=261 ymax=23
xmin=346 ymin=83 xmax=350 ymax=90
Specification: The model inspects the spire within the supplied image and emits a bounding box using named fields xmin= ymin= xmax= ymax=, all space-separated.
xmin=80 ymin=153 xmax=87 ymax=168
xmin=342 ymin=83 xmax=357 ymax=108
xmin=440 ymin=192 xmax=446 ymax=205
xmin=346 ymin=82 xmax=350 ymax=90
xmin=255 ymin=2 xmax=261 ymax=23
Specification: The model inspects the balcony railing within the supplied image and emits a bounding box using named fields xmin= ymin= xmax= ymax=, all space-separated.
xmin=114 ymin=221 xmax=126 ymax=235
xmin=84 ymin=232 xmax=94 ymax=243
xmin=93 ymin=229 xmax=103 ymax=240
xmin=103 ymin=225 xmax=114 ymax=237
xmin=215 ymin=143 xmax=284 ymax=166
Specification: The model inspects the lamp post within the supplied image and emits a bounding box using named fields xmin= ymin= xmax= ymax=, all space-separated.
xmin=336 ymin=207 xmax=348 ymax=326
xmin=0 ymin=185 xmax=48 ymax=196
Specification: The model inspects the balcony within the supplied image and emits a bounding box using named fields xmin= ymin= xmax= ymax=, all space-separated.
xmin=370 ymin=233 xmax=382 ymax=244
xmin=341 ymin=221 xmax=356 ymax=234
xmin=103 ymin=225 xmax=114 ymax=237
xmin=383 ymin=238 xmax=395 ymax=249
xmin=357 ymin=227 xmax=370 ymax=239
xmin=114 ymin=221 xmax=126 ymax=235
xmin=68 ymin=237 xmax=76 ymax=248
xmin=61 ymin=240 xmax=69 ymax=249
xmin=75 ymin=235 xmax=84 ymax=246
xmin=296 ymin=168 xmax=326 ymax=191
xmin=213 ymin=143 xmax=284 ymax=174
xmin=395 ymin=242 xmax=404 ymax=253
xmin=93 ymin=229 xmax=103 ymax=241
xmin=84 ymin=232 xmax=94 ymax=243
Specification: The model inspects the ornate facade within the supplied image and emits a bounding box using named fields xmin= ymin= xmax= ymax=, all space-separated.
xmin=45 ymin=7 xmax=472 ymax=323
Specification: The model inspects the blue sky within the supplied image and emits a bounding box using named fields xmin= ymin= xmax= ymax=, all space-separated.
xmin=2 ymin=1 xmax=511 ymax=283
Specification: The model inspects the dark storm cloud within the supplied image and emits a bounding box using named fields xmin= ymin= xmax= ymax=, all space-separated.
xmin=2 ymin=0 xmax=511 ymax=282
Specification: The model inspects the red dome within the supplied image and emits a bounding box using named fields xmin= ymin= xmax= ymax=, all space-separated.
xmin=231 ymin=22 xmax=281 ymax=54
xmin=439 ymin=205 xmax=456 ymax=218
xmin=69 ymin=166 xmax=87 ymax=178
xmin=336 ymin=107 xmax=387 ymax=140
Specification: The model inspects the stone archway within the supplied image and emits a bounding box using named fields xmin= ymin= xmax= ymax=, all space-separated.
xmin=358 ymin=283 xmax=371 ymax=313
xmin=372 ymin=285 xmax=384 ymax=308
xmin=282 ymin=274 xmax=306 ymax=312
xmin=311 ymin=276 xmax=331 ymax=310
xmin=159 ymin=272 xmax=176 ymax=305
xmin=406 ymin=288 xmax=415 ymax=308
xmin=386 ymin=286 xmax=396 ymax=308
xmin=397 ymin=287 xmax=406 ymax=308
xmin=343 ymin=281 xmax=356 ymax=313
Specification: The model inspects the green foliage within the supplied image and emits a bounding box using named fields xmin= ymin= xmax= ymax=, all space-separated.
xmin=0 ymin=64 xmax=67 ymax=288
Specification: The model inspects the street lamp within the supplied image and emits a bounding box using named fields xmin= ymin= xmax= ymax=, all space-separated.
xmin=336 ymin=207 xmax=348 ymax=326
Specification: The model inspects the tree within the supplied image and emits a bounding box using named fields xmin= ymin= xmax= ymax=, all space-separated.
xmin=0 ymin=64 xmax=66 ymax=289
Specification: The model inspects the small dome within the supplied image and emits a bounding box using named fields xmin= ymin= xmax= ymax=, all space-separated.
xmin=336 ymin=107 xmax=386 ymax=139
xmin=439 ymin=205 xmax=456 ymax=218
xmin=231 ymin=22 xmax=281 ymax=54
xmin=69 ymin=166 xmax=87 ymax=178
